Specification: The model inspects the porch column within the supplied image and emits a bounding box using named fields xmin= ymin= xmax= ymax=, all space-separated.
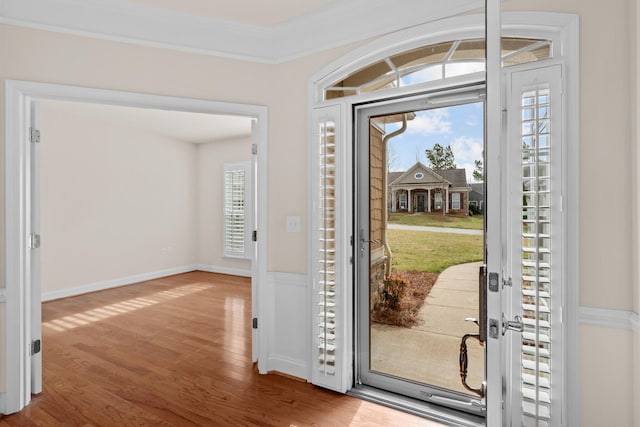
xmin=391 ymin=190 xmax=396 ymax=213
xmin=445 ymin=187 xmax=449 ymax=213
xmin=408 ymin=189 xmax=412 ymax=213
xmin=427 ymin=189 xmax=431 ymax=212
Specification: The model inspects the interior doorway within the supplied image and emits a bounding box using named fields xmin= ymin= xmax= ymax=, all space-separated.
xmin=3 ymin=80 xmax=269 ymax=414
xmin=355 ymin=92 xmax=486 ymax=416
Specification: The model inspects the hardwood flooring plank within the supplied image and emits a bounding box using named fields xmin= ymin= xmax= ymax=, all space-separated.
xmin=1 ymin=272 xmax=442 ymax=426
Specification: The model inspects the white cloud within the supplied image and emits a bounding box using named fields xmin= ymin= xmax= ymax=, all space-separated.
xmin=401 ymin=65 xmax=443 ymax=86
xmin=450 ymin=136 xmax=483 ymax=182
xmin=407 ymin=109 xmax=452 ymax=135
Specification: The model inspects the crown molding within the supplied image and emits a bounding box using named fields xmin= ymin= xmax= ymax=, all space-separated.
xmin=0 ymin=0 xmax=482 ymax=63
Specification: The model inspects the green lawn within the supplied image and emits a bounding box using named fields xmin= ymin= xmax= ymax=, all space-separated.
xmin=387 ymin=229 xmax=483 ymax=273
xmin=388 ymin=212 xmax=484 ymax=230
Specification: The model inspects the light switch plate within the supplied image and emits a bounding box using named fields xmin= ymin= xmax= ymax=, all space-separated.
xmin=286 ymin=216 xmax=301 ymax=233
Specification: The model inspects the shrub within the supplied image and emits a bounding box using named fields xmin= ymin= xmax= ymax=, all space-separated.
xmin=381 ymin=275 xmax=407 ymax=309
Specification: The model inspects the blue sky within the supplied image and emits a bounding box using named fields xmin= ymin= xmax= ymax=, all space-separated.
xmin=385 ymin=102 xmax=484 ymax=182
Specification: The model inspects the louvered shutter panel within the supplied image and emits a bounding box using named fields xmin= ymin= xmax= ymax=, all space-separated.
xmin=511 ymin=65 xmax=563 ymax=427
xmin=311 ymin=104 xmax=346 ymax=392
xmin=224 ymin=163 xmax=248 ymax=259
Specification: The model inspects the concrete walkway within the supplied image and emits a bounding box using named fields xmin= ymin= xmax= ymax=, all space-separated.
xmin=388 ymin=223 xmax=483 ymax=235
xmin=370 ymin=261 xmax=484 ymax=395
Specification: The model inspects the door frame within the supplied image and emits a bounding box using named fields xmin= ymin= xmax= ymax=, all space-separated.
xmin=308 ymin=10 xmax=579 ymax=425
xmin=3 ymin=80 xmax=269 ymax=414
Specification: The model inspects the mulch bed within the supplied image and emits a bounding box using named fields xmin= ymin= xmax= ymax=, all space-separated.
xmin=370 ymin=270 xmax=438 ymax=328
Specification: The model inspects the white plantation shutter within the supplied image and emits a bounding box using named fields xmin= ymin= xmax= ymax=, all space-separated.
xmin=509 ymin=65 xmax=563 ymax=427
xmin=224 ymin=162 xmax=249 ymax=259
xmin=311 ymin=104 xmax=347 ymax=392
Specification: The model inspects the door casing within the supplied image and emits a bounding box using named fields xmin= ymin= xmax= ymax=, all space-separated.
xmin=308 ymin=10 xmax=579 ymax=426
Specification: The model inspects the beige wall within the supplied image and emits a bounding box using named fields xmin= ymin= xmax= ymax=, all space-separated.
xmin=39 ymin=99 xmax=198 ymax=293
xmin=0 ymin=22 xmax=351 ymax=396
xmin=1 ymin=1 xmax=639 ymax=423
xmin=196 ymin=137 xmax=252 ymax=272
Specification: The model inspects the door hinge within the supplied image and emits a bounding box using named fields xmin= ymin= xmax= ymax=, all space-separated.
xmin=252 ymin=318 xmax=258 ymax=329
xmin=29 ymin=233 xmax=41 ymax=249
xmin=30 ymin=339 xmax=41 ymax=355
xmin=251 ymin=144 xmax=258 ymax=155
xmin=252 ymin=230 xmax=257 ymax=242
xmin=30 ymin=127 xmax=41 ymax=143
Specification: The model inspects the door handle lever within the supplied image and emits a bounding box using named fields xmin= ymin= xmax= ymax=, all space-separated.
xmin=361 ymin=238 xmax=381 ymax=244
xmin=502 ymin=314 xmax=524 ymax=335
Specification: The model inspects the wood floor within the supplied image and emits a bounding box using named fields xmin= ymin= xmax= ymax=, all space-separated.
xmin=0 ymin=271 xmax=441 ymax=426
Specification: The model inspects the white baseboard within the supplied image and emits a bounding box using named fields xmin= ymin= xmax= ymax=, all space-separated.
xmin=41 ymin=265 xmax=198 ymax=302
xmin=196 ymin=264 xmax=252 ymax=278
xmin=579 ymin=306 xmax=639 ymax=334
xmin=0 ymin=392 xmax=5 ymax=414
xmin=41 ymin=265 xmax=253 ymax=301
xmin=268 ymin=355 xmax=309 ymax=381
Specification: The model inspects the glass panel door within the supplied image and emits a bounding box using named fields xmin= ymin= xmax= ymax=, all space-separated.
xmin=355 ymin=93 xmax=487 ymax=415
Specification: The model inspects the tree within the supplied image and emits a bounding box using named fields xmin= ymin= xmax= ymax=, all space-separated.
xmin=425 ymin=143 xmax=456 ymax=170
xmin=473 ymin=159 xmax=484 ymax=181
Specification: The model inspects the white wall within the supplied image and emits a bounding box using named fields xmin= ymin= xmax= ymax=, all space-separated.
xmin=39 ymin=100 xmax=199 ymax=296
xmin=197 ymin=137 xmax=252 ymax=275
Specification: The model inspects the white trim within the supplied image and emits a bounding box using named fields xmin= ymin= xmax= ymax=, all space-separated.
xmin=0 ymin=0 xmax=481 ymax=64
xmin=267 ymin=272 xmax=309 ymax=380
xmin=196 ymin=264 xmax=252 ymax=278
xmin=267 ymin=356 xmax=308 ymax=380
xmin=41 ymin=265 xmax=198 ymax=302
xmin=3 ymin=79 xmax=269 ymax=414
xmin=0 ymin=289 xmax=5 ymax=303
xmin=40 ymin=265 xmax=254 ymax=302
xmin=0 ymin=392 xmax=5 ymax=413
xmin=579 ymin=307 xmax=640 ymax=333
xmin=268 ymin=272 xmax=307 ymax=287
xmin=310 ymin=12 xmax=576 ymax=104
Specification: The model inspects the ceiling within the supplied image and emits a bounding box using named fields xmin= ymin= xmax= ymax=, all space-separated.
xmin=42 ymin=99 xmax=253 ymax=144
xmin=0 ymin=0 xmax=483 ymax=63
xmin=127 ymin=0 xmax=337 ymax=27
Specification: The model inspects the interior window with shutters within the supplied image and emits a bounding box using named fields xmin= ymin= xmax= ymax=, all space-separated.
xmin=223 ymin=162 xmax=249 ymax=259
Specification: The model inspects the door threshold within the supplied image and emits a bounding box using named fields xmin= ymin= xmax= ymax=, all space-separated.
xmin=348 ymin=385 xmax=485 ymax=427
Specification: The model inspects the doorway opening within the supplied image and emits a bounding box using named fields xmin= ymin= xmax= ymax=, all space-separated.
xmin=3 ymin=81 xmax=268 ymax=414
xmin=354 ymin=92 xmax=486 ymax=417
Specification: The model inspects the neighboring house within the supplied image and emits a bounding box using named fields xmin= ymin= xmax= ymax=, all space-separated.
xmin=389 ymin=162 xmax=470 ymax=215
xmin=469 ymin=182 xmax=484 ymax=213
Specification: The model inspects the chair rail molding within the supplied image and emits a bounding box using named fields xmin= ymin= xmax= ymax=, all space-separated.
xmin=579 ymin=306 xmax=639 ymax=333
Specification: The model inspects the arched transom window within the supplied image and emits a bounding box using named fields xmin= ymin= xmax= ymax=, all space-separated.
xmin=324 ymin=37 xmax=551 ymax=100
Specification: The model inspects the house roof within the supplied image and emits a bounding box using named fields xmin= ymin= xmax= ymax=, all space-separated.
xmin=390 ymin=162 xmax=469 ymax=188
xmin=470 ymin=183 xmax=484 ymax=194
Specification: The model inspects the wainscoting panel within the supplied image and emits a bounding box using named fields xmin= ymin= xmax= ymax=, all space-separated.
xmin=267 ymin=272 xmax=310 ymax=381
